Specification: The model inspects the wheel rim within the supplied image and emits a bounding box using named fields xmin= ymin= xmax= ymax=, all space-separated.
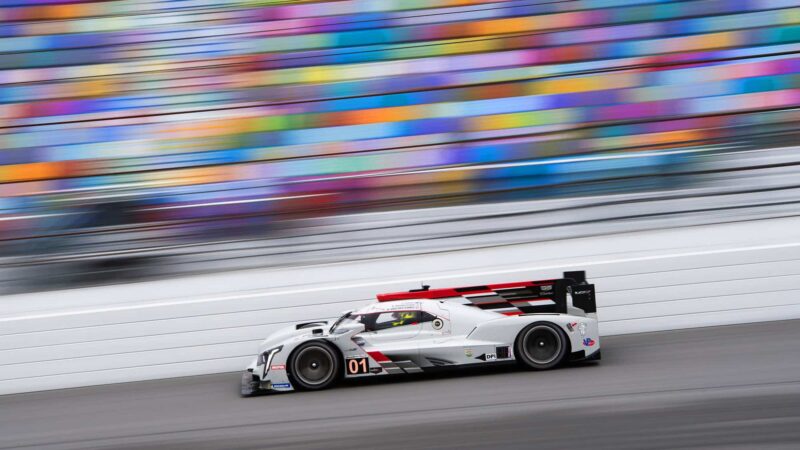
xmin=294 ymin=346 xmax=334 ymax=386
xmin=522 ymin=326 xmax=562 ymax=365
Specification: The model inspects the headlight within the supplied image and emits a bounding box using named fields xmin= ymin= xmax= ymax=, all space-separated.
xmin=258 ymin=346 xmax=283 ymax=366
xmin=259 ymin=345 xmax=283 ymax=379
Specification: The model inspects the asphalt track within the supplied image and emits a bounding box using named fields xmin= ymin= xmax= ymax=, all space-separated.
xmin=2 ymin=320 xmax=799 ymax=450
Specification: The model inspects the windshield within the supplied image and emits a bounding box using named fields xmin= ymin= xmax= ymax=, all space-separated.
xmin=330 ymin=310 xmax=426 ymax=333
xmin=329 ymin=311 xmax=356 ymax=333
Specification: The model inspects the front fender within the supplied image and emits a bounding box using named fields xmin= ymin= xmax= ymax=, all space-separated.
xmin=247 ymin=324 xmax=373 ymax=393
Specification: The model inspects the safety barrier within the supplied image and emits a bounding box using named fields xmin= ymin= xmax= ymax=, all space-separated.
xmin=1 ymin=216 xmax=799 ymax=395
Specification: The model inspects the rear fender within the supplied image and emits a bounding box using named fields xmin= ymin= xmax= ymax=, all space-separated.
xmin=469 ymin=315 xmax=600 ymax=358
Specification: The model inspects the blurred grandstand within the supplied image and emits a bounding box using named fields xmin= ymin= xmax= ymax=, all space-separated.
xmin=1 ymin=0 xmax=799 ymax=293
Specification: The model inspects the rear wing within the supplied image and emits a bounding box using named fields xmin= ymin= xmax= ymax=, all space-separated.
xmin=377 ymin=271 xmax=597 ymax=317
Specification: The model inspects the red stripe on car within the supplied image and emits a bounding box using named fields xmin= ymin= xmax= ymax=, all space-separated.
xmin=367 ymin=351 xmax=391 ymax=363
xmin=376 ymin=280 xmax=556 ymax=301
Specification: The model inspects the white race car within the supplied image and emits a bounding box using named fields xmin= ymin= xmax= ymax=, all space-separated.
xmin=242 ymin=271 xmax=600 ymax=395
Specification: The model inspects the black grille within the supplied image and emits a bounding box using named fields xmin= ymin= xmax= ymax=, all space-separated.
xmin=496 ymin=346 xmax=510 ymax=359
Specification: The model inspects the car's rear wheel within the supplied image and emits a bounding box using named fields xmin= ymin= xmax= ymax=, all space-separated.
xmin=288 ymin=341 xmax=340 ymax=391
xmin=515 ymin=322 xmax=569 ymax=370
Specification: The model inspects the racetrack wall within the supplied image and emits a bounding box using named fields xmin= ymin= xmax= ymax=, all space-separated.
xmin=1 ymin=216 xmax=799 ymax=395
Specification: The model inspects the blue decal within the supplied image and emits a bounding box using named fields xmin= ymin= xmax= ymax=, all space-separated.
xmin=583 ymin=338 xmax=596 ymax=347
xmin=272 ymin=383 xmax=291 ymax=389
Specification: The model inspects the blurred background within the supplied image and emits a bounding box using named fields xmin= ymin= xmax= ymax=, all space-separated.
xmin=2 ymin=0 xmax=799 ymax=294
xmin=3 ymin=3 xmax=800 ymax=449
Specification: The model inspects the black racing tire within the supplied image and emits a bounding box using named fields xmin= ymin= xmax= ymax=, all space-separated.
xmin=287 ymin=341 xmax=341 ymax=391
xmin=515 ymin=322 xmax=569 ymax=370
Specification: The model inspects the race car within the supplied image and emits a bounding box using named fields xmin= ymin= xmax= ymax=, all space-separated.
xmin=241 ymin=271 xmax=600 ymax=396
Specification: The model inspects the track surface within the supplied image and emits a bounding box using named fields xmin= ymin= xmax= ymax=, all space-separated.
xmin=2 ymin=320 xmax=799 ymax=449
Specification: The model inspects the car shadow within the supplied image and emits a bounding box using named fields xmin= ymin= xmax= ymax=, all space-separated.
xmin=243 ymin=359 xmax=600 ymax=397
xmin=334 ymin=360 xmax=599 ymax=391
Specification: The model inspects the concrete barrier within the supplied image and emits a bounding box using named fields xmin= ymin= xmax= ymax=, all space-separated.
xmin=2 ymin=216 xmax=799 ymax=395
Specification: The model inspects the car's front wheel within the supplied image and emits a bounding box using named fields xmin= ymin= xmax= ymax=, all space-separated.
xmin=288 ymin=341 xmax=340 ymax=391
xmin=515 ymin=322 xmax=569 ymax=370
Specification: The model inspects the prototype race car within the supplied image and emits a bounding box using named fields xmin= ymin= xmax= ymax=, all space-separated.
xmin=242 ymin=271 xmax=600 ymax=396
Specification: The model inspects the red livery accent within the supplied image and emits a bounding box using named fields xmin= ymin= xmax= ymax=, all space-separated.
xmin=366 ymin=350 xmax=391 ymax=363
xmin=376 ymin=280 xmax=557 ymax=302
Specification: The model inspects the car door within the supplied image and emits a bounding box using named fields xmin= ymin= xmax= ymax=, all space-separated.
xmin=356 ymin=310 xmax=423 ymax=366
xmin=414 ymin=302 xmax=450 ymax=346
xmin=415 ymin=302 xmax=466 ymax=366
xmin=416 ymin=301 xmax=498 ymax=367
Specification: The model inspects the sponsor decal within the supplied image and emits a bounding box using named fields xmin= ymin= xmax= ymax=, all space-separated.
xmin=270 ymin=364 xmax=286 ymax=371
xmin=370 ymin=367 xmax=383 ymax=374
xmin=583 ymin=338 xmax=596 ymax=347
xmin=464 ymin=348 xmax=473 ymax=358
xmin=567 ymin=322 xmax=577 ymax=332
xmin=541 ymin=285 xmax=552 ymax=291
xmin=476 ymin=353 xmax=496 ymax=361
xmin=385 ymin=302 xmax=420 ymax=311
xmin=578 ymin=322 xmax=587 ymax=336
xmin=272 ymin=383 xmax=292 ymax=389
xmin=432 ymin=318 xmax=444 ymax=330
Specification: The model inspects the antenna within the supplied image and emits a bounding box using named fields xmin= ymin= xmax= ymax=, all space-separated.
xmin=409 ymin=282 xmax=431 ymax=293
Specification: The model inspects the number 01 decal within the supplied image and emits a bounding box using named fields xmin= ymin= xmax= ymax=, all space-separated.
xmin=346 ymin=357 xmax=369 ymax=375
